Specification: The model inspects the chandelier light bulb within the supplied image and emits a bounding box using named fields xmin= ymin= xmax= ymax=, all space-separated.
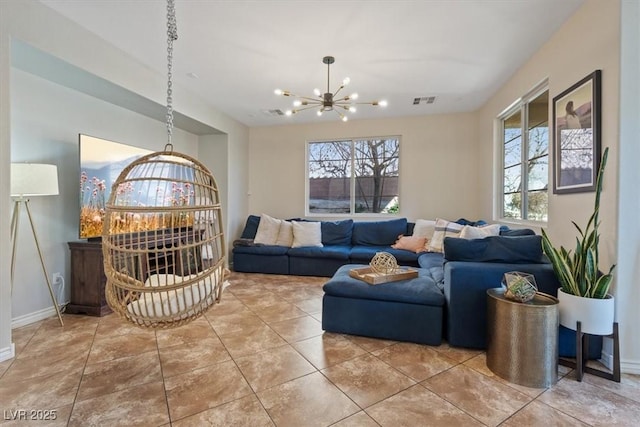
xmin=274 ymin=56 xmax=387 ymax=122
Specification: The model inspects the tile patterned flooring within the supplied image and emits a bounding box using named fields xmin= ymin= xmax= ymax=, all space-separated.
xmin=1 ymin=272 xmax=639 ymax=426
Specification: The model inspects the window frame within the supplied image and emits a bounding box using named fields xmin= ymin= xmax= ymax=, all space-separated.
xmin=305 ymin=136 xmax=401 ymax=217
xmin=496 ymin=80 xmax=550 ymax=225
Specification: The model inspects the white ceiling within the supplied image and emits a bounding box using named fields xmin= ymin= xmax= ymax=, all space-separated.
xmin=39 ymin=0 xmax=584 ymax=128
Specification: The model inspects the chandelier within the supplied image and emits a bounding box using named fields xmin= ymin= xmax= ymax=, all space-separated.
xmin=275 ymin=56 xmax=387 ymax=122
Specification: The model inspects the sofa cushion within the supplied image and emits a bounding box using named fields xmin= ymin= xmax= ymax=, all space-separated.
xmin=417 ymin=252 xmax=445 ymax=287
xmin=350 ymin=246 xmax=421 ymax=264
xmin=443 ymin=235 xmax=544 ymax=264
xmin=232 ymin=245 xmax=289 ymax=256
xmin=321 ymin=219 xmax=354 ymax=246
xmin=240 ymin=215 xmax=261 ymax=239
xmin=428 ymin=218 xmax=463 ymax=253
xmin=292 ymin=221 xmax=323 ymax=248
xmin=352 ymin=218 xmax=408 ymax=246
xmin=288 ymin=245 xmax=351 ymax=260
xmin=500 ymin=228 xmax=536 ymax=236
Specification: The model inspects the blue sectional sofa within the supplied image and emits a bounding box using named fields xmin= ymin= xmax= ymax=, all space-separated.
xmin=232 ymin=215 xmax=601 ymax=358
xmin=233 ymin=216 xmax=423 ymax=276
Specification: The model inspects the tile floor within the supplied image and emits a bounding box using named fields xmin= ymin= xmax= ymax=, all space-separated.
xmin=1 ymin=272 xmax=639 ymax=426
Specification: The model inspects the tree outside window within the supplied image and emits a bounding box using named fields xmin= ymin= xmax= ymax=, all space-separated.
xmin=308 ymin=137 xmax=400 ymax=215
xmin=501 ymin=88 xmax=549 ymax=222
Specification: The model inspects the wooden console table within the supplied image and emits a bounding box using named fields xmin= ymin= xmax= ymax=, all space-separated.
xmin=67 ymin=241 xmax=111 ymax=316
xmin=67 ymin=227 xmax=203 ymax=316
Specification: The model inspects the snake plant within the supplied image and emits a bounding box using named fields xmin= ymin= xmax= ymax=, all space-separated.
xmin=541 ymin=147 xmax=615 ymax=299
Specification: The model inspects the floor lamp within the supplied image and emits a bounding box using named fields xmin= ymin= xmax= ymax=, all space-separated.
xmin=10 ymin=163 xmax=64 ymax=326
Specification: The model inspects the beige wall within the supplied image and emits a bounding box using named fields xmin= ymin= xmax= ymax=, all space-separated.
xmin=248 ymin=0 xmax=640 ymax=373
xmin=248 ymin=113 xmax=480 ymax=223
xmin=476 ymin=0 xmax=639 ymax=370
xmin=477 ymin=0 xmax=619 ymax=268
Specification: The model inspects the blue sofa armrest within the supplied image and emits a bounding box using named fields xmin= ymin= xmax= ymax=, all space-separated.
xmin=444 ymin=261 xmax=560 ymax=349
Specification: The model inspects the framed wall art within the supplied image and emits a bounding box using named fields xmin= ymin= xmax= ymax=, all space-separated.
xmin=552 ymin=70 xmax=601 ymax=194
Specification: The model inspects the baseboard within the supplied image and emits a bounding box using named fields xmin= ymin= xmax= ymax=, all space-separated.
xmin=0 ymin=343 xmax=15 ymax=362
xmin=11 ymin=303 xmax=67 ymax=329
xmin=600 ymin=348 xmax=614 ymax=371
xmin=621 ymin=359 xmax=640 ymax=375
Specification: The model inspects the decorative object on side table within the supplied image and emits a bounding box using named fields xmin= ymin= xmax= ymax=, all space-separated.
xmin=541 ymin=146 xmax=620 ymax=382
xmin=502 ymin=271 xmax=538 ymax=303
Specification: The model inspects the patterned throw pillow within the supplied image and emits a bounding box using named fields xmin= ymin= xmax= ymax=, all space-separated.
xmin=428 ymin=218 xmax=463 ymax=253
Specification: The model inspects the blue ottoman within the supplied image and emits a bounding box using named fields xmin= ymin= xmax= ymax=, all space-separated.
xmin=322 ymin=264 xmax=445 ymax=345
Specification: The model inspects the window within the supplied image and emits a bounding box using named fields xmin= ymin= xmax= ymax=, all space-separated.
xmin=500 ymin=85 xmax=549 ymax=222
xmin=307 ymin=137 xmax=400 ymax=215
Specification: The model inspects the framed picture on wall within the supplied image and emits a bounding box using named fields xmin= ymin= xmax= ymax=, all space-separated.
xmin=552 ymin=70 xmax=602 ymax=194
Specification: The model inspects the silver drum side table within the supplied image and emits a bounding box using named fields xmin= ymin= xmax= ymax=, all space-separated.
xmin=486 ymin=288 xmax=559 ymax=388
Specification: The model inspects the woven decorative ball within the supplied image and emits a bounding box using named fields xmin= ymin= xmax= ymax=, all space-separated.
xmin=369 ymin=251 xmax=399 ymax=275
xmin=502 ymin=271 xmax=538 ymax=303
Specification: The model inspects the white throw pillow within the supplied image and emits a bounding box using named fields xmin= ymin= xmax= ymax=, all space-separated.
xmin=460 ymin=224 xmax=502 ymax=239
xmin=428 ymin=218 xmax=463 ymax=253
xmin=254 ymin=213 xmax=281 ymax=245
xmin=413 ymin=219 xmax=437 ymax=240
xmin=275 ymin=220 xmax=294 ymax=247
xmin=291 ymin=221 xmax=323 ymax=248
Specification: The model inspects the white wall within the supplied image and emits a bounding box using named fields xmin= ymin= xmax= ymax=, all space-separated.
xmin=198 ymin=133 xmax=232 ymax=259
xmin=247 ymin=113 xmax=480 ymax=224
xmin=10 ymin=68 xmax=198 ymax=324
xmin=617 ymin=0 xmax=640 ymax=374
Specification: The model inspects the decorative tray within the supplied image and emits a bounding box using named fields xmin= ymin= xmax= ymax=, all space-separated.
xmin=349 ymin=267 xmax=419 ymax=285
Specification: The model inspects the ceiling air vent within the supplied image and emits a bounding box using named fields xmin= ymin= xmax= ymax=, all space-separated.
xmin=261 ymin=109 xmax=285 ymax=116
xmin=413 ymin=96 xmax=436 ymax=105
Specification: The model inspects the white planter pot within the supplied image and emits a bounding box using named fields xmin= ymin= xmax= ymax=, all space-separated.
xmin=557 ymin=289 xmax=615 ymax=335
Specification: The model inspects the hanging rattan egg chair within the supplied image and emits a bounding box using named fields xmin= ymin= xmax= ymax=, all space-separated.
xmin=102 ymin=150 xmax=226 ymax=328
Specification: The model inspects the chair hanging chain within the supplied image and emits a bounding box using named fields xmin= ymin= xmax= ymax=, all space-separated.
xmin=165 ymin=0 xmax=178 ymax=152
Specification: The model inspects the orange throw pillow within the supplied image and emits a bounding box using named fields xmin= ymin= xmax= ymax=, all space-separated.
xmin=391 ymin=235 xmax=427 ymax=253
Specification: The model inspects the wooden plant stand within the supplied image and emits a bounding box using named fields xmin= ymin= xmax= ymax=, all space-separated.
xmin=559 ymin=321 xmax=621 ymax=382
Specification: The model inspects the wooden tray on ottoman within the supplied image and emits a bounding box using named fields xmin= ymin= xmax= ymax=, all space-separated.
xmin=349 ymin=267 xmax=419 ymax=285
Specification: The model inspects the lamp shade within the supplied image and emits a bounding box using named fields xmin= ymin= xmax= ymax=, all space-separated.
xmin=10 ymin=163 xmax=59 ymax=197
